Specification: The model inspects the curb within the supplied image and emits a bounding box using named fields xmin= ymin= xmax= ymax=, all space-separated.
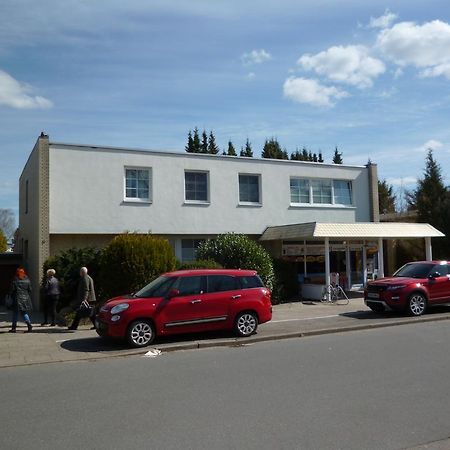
xmin=2 ymin=312 xmax=450 ymax=369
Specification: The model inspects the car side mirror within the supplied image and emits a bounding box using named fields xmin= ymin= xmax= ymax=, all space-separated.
xmin=167 ymin=289 xmax=180 ymax=298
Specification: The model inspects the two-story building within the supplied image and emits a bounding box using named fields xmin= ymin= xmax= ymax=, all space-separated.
xmin=17 ymin=134 xmax=443 ymax=306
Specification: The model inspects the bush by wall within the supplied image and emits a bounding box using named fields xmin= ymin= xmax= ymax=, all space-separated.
xmin=99 ymin=234 xmax=177 ymax=300
xmin=197 ymin=233 xmax=275 ymax=291
xmin=42 ymin=247 xmax=102 ymax=310
xmin=272 ymin=259 xmax=299 ymax=303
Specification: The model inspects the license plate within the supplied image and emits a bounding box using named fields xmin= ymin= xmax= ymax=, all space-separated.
xmin=368 ymin=292 xmax=379 ymax=299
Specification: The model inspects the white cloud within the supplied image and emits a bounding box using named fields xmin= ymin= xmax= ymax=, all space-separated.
xmin=247 ymin=72 xmax=256 ymax=80
xmin=369 ymin=9 xmax=398 ymax=29
xmin=0 ymin=70 xmax=53 ymax=109
xmin=241 ymin=49 xmax=272 ymax=65
xmin=297 ymin=45 xmax=385 ymax=89
xmin=422 ymin=139 xmax=443 ymax=151
xmin=283 ymin=77 xmax=348 ymax=107
xmin=376 ymin=20 xmax=450 ymax=79
xmin=387 ymin=176 xmax=417 ymax=186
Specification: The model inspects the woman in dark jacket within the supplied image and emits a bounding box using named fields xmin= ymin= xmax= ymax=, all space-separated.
xmin=9 ymin=267 xmax=33 ymax=333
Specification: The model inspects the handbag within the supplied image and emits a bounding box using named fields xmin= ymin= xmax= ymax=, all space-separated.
xmin=5 ymin=294 xmax=13 ymax=310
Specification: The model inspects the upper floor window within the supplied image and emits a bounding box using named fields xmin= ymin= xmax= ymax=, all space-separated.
xmin=185 ymin=171 xmax=209 ymax=202
xmin=239 ymin=174 xmax=261 ymax=204
xmin=290 ymin=177 xmax=353 ymax=206
xmin=125 ymin=168 xmax=151 ymax=202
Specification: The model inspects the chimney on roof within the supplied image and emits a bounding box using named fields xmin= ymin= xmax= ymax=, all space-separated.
xmin=40 ymin=131 xmax=48 ymax=138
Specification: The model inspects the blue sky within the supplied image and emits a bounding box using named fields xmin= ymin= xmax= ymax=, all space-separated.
xmin=1 ymin=0 xmax=450 ymax=223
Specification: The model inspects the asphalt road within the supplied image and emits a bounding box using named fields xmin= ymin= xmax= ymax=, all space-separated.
xmin=1 ymin=321 xmax=450 ymax=450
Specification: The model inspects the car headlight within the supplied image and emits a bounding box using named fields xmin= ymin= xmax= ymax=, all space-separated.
xmin=386 ymin=285 xmax=406 ymax=291
xmin=110 ymin=303 xmax=130 ymax=314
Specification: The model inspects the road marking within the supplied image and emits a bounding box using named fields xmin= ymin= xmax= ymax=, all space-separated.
xmin=271 ymin=314 xmax=339 ymax=323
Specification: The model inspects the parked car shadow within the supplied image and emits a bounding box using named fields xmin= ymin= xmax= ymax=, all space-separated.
xmin=60 ymin=329 xmax=241 ymax=353
xmin=340 ymin=304 xmax=450 ymax=320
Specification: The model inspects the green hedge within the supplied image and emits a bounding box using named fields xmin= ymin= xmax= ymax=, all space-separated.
xmin=99 ymin=234 xmax=177 ymax=300
xmin=197 ymin=233 xmax=275 ymax=291
xmin=42 ymin=247 xmax=102 ymax=309
xmin=177 ymin=259 xmax=223 ymax=270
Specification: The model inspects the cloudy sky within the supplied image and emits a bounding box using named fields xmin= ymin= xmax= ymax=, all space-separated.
xmin=1 ymin=0 xmax=450 ymax=220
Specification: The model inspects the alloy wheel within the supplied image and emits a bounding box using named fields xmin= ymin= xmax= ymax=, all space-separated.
xmin=130 ymin=321 xmax=154 ymax=347
xmin=409 ymin=294 xmax=426 ymax=316
xmin=236 ymin=313 xmax=257 ymax=336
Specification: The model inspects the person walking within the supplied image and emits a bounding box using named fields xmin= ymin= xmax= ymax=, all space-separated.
xmin=9 ymin=267 xmax=33 ymax=333
xmin=68 ymin=266 xmax=96 ymax=330
xmin=41 ymin=269 xmax=60 ymax=326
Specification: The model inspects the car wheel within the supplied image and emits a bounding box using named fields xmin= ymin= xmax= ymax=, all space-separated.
xmin=234 ymin=312 xmax=258 ymax=337
xmin=407 ymin=293 xmax=427 ymax=316
xmin=127 ymin=320 xmax=155 ymax=348
xmin=368 ymin=303 xmax=385 ymax=313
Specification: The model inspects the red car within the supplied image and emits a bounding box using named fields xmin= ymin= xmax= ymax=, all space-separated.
xmin=365 ymin=260 xmax=450 ymax=316
xmin=96 ymin=269 xmax=272 ymax=347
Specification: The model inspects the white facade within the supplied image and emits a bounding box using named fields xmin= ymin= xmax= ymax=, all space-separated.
xmin=48 ymin=143 xmax=371 ymax=236
xmin=18 ymin=135 xmax=378 ymax=306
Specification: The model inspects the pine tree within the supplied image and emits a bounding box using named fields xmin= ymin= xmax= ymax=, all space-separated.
xmin=262 ymin=138 xmax=287 ymax=159
xmin=318 ymin=151 xmax=324 ymax=163
xmin=192 ymin=127 xmax=201 ymax=153
xmin=378 ymin=179 xmax=396 ymax=214
xmin=301 ymin=147 xmax=308 ymax=161
xmin=201 ymin=130 xmax=208 ymax=153
xmin=291 ymin=149 xmax=301 ymax=160
xmin=207 ymin=131 xmax=219 ymax=154
xmin=313 ymin=153 xmax=318 ymax=162
xmin=242 ymin=139 xmax=253 ymax=157
xmin=185 ymin=130 xmax=194 ymax=153
xmin=308 ymin=151 xmax=313 ymax=161
xmin=333 ymin=147 xmax=343 ymax=164
xmin=227 ymin=141 xmax=237 ymax=156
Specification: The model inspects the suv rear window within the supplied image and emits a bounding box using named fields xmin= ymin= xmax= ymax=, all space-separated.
xmin=238 ymin=275 xmax=264 ymax=289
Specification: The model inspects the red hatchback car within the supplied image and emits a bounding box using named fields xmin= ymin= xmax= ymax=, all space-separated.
xmin=96 ymin=269 xmax=272 ymax=347
xmin=365 ymin=260 xmax=450 ymax=316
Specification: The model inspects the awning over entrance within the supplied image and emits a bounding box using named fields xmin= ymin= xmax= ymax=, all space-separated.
xmin=259 ymin=222 xmax=445 ymax=300
xmin=260 ymin=222 xmax=444 ymax=241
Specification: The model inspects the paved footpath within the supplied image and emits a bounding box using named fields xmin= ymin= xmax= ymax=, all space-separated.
xmin=1 ymin=299 xmax=450 ymax=368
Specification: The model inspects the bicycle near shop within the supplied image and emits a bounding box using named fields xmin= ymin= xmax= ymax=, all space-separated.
xmin=321 ymin=273 xmax=349 ymax=305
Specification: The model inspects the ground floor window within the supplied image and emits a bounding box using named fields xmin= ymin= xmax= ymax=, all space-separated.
xmin=181 ymin=239 xmax=205 ymax=262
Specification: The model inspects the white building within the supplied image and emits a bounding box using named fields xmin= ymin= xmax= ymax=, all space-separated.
xmin=18 ymin=134 xmax=443 ymax=306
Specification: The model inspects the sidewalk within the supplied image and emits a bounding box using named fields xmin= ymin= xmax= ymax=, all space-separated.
xmin=2 ymin=299 xmax=450 ymax=368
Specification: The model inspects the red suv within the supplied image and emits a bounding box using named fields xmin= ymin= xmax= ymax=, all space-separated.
xmin=365 ymin=260 xmax=450 ymax=316
xmin=96 ymin=269 xmax=272 ymax=347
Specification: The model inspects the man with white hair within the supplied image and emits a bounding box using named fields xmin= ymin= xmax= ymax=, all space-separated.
xmin=68 ymin=266 xmax=96 ymax=330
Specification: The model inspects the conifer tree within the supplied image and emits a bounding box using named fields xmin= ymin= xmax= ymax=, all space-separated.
xmin=201 ymin=130 xmax=208 ymax=153
xmin=242 ymin=139 xmax=253 ymax=157
xmin=313 ymin=153 xmax=318 ymax=162
xmin=192 ymin=127 xmax=201 ymax=153
xmin=262 ymin=138 xmax=287 ymax=159
xmin=333 ymin=146 xmax=343 ymax=164
xmin=378 ymin=179 xmax=396 ymax=214
xmin=227 ymin=141 xmax=237 ymax=156
xmin=301 ymin=147 xmax=308 ymax=161
xmin=185 ymin=130 xmax=194 ymax=153
xmin=308 ymin=151 xmax=313 ymax=162
xmin=318 ymin=151 xmax=324 ymax=163
xmin=207 ymin=131 xmax=219 ymax=154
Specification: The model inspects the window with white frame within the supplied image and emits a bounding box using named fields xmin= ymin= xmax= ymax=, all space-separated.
xmin=185 ymin=171 xmax=209 ymax=202
xmin=290 ymin=178 xmax=310 ymax=204
xmin=333 ymin=180 xmax=352 ymax=205
xmin=125 ymin=168 xmax=151 ymax=202
xmin=181 ymin=239 xmax=205 ymax=262
xmin=290 ymin=177 xmax=352 ymax=206
xmin=239 ymin=174 xmax=261 ymax=203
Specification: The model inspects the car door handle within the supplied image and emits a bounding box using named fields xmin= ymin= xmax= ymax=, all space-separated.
xmin=231 ymin=295 xmax=241 ymax=299
xmin=191 ymin=299 xmax=202 ymax=304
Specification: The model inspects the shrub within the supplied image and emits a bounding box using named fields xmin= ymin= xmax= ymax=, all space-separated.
xmin=100 ymin=234 xmax=177 ymax=300
xmin=177 ymin=259 xmax=223 ymax=270
xmin=42 ymin=247 xmax=103 ymax=310
xmin=197 ymin=233 xmax=274 ymax=291
xmin=0 ymin=230 xmax=6 ymax=252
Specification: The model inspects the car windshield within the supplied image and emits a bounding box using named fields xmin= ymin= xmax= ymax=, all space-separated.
xmin=393 ymin=263 xmax=434 ymax=279
xmin=134 ymin=275 xmax=175 ymax=298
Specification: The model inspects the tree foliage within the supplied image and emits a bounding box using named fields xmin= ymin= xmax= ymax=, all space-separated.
xmin=0 ymin=230 xmax=7 ymax=252
xmin=378 ymin=179 xmax=396 ymax=214
xmin=262 ymin=138 xmax=288 ymax=160
xmin=197 ymin=233 xmax=274 ymax=290
xmin=99 ymin=234 xmax=177 ymax=300
xmin=207 ymin=131 xmax=219 ymax=154
xmin=43 ymin=247 xmax=103 ymax=309
xmin=227 ymin=140 xmax=237 ymax=156
xmin=332 ymin=147 xmax=343 ymax=164
xmin=0 ymin=209 xmax=15 ymax=239
xmin=240 ymin=139 xmax=253 ymax=157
